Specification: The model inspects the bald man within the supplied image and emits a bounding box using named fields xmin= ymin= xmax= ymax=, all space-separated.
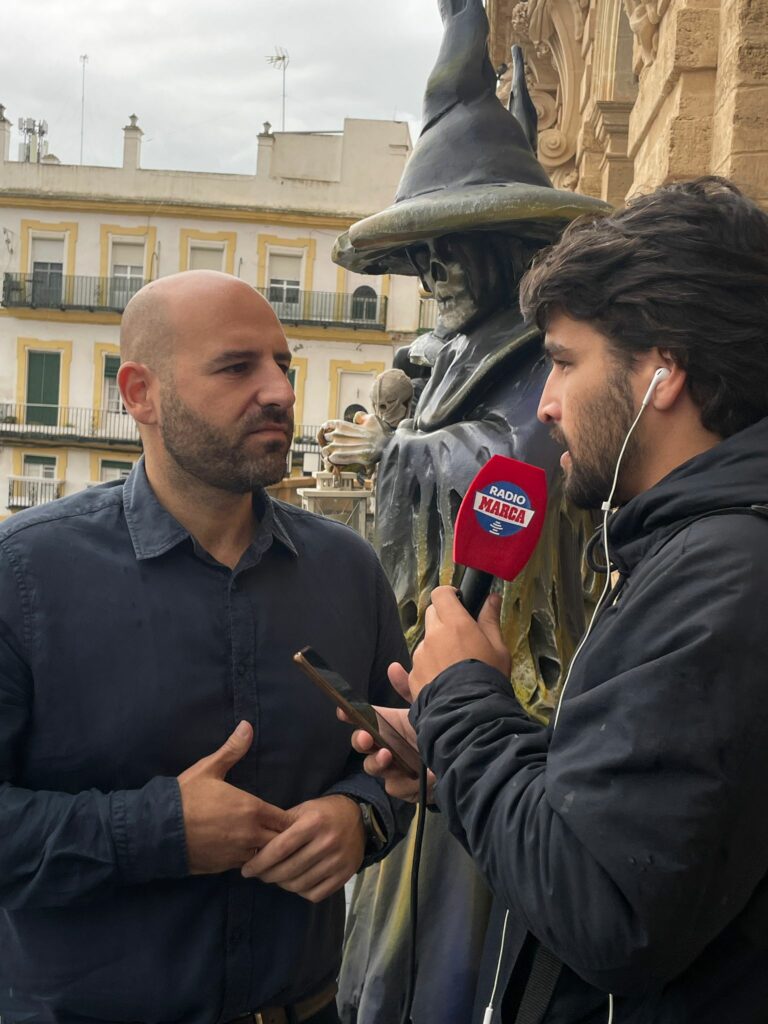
xmin=0 ymin=271 xmax=409 ymax=1024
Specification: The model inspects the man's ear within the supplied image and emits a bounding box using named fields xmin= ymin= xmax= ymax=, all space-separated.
xmin=118 ymin=362 xmax=159 ymax=426
xmin=650 ymin=349 xmax=686 ymax=410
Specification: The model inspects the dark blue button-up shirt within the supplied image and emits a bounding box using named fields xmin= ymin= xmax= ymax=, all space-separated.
xmin=0 ymin=461 xmax=409 ymax=1024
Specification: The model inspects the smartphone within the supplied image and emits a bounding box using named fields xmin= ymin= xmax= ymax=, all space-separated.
xmin=293 ymin=646 xmax=421 ymax=778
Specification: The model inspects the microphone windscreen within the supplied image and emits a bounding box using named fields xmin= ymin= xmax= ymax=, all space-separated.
xmin=454 ymin=454 xmax=547 ymax=583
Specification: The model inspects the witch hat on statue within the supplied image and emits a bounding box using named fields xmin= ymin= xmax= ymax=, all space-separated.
xmin=334 ymin=0 xmax=607 ymax=277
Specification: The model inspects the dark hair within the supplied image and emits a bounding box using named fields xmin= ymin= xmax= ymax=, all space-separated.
xmin=519 ymin=176 xmax=768 ymax=437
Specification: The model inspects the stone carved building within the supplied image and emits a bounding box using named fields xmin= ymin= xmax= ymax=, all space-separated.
xmin=488 ymin=0 xmax=768 ymax=208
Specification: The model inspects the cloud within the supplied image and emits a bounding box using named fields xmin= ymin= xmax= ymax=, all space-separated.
xmin=3 ymin=0 xmax=444 ymax=173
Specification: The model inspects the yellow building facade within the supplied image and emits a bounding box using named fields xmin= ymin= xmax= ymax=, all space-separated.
xmin=0 ymin=111 xmax=420 ymax=517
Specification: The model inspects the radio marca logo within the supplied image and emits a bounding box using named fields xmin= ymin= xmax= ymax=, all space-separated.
xmin=473 ymin=480 xmax=535 ymax=537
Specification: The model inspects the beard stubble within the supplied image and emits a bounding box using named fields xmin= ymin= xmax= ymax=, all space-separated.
xmin=159 ymin=387 xmax=293 ymax=494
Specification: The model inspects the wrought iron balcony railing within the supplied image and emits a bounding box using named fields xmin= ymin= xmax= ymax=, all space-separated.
xmin=1 ymin=274 xmax=390 ymax=329
xmin=1 ymin=423 xmax=334 ymax=513
xmin=0 ymin=403 xmax=140 ymax=445
xmin=8 ymin=475 xmax=65 ymax=510
xmin=292 ymin=425 xmax=322 ymax=454
xmin=2 ymin=273 xmax=147 ymax=313
xmin=266 ymin=290 xmax=388 ymax=330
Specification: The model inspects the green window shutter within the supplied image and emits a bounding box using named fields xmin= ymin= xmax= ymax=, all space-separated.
xmin=26 ymin=351 xmax=60 ymax=426
xmin=104 ymin=355 xmax=120 ymax=379
xmin=23 ymin=455 xmax=57 ymax=468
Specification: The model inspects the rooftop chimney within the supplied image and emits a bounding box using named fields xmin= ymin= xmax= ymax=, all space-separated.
xmin=256 ymin=120 xmax=274 ymax=178
xmin=122 ymin=113 xmax=143 ymax=170
xmin=0 ymin=105 xmax=12 ymax=163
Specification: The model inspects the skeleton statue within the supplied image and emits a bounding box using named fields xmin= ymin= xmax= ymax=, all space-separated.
xmin=327 ymin=3 xmax=609 ymax=1021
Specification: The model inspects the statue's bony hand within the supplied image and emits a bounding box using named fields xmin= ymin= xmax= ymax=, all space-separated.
xmin=317 ymin=417 xmax=387 ymax=468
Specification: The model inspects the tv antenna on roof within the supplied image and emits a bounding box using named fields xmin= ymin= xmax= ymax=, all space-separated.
xmin=79 ymin=54 xmax=88 ymax=164
xmin=266 ymin=47 xmax=289 ymax=131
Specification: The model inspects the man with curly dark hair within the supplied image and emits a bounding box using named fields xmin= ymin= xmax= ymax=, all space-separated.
xmin=361 ymin=177 xmax=768 ymax=1023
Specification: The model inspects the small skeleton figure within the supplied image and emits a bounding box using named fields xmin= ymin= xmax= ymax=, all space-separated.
xmin=318 ymin=369 xmax=414 ymax=472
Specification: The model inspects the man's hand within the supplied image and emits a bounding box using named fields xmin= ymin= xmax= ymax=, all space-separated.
xmin=409 ymin=588 xmax=511 ymax=698
xmin=344 ymin=593 xmax=511 ymax=800
xmin=341 ymin=665 xmax=435 ymax=803
xmin=240 ymin=794 xmax=365 ymax=903
xmin=178 ymin=721 xmax=290 ymax=875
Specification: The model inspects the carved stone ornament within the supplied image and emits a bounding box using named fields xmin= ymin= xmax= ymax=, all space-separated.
xmin=496 ymin=0 xmax=589 ymax=187
xmin=622 ymin=0 xmax=671 ymax=68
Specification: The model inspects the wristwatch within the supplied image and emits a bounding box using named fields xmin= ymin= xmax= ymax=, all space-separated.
xmin=353 ymin=799 xmax=387 ymax=855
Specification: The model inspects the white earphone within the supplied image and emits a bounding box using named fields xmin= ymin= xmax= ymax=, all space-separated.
xmin=641 ymin=366 xmax=671 ymax=407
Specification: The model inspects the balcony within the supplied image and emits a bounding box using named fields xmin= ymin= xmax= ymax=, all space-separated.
xmin=8 ymin=475 xmax=65 ymax=510
xmin=266 ymin=290 xmax=388 ymax=331
xmin=2 ymin=273 xmax=147 ymax=313
xmin=1 ymin=275 xmax=390 ymax=329
xmin=0 ymin=404 xmax=140 ymax=446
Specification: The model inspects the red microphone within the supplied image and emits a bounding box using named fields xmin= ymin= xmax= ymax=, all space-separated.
xmin=454 ymin=454 xmax=548 ymax=617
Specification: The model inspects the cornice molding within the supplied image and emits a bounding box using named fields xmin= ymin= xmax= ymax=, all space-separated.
xmin=0 ymin=193 xmax=361 ymax=231
xmin=0 ymin=307 xmax=405 ymax=345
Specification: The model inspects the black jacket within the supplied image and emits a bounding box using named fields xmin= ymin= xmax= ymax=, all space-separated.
xmin=411 ymin=416 xmax=768 ymax=1023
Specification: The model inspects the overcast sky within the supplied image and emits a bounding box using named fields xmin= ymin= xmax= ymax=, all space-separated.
xmin=3 ymin=0 xmax=446 ymax=174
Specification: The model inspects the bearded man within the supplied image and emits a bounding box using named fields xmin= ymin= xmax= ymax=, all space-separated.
xmin=0 ymin=270 xmax=409 ymax=1024
xmin=358 ymin=177 xmax=768 ymax=1023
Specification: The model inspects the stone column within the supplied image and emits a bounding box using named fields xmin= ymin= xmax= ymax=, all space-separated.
xmin=587 ymin=100 xmax=636 ymax=204
xmin=626 ymin=0 xmax=720 ymax=193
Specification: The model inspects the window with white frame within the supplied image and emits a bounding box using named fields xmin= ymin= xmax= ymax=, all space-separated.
xmin=351 ymin=284 xmax=378 ymax=322
xmin=188 ymin=245 xmax=225 ymax=272
xmin=16 ymin=454 xmax=60 ymax=508
xmin=100 ymin=459 xmax=133 ymax=482
xmin=110 ymin=242 xmax=145 ymax=308
xmin=267 ymin=253 xmax=302 ymax=311
xmin=23 ymin=454 xmax=56 ymax=479
xmin=30 ymin=237 xmax=64 ymax=306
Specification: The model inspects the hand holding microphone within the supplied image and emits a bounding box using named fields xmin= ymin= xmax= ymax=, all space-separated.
xmin=410 ymin=453 xmax=546 ymax=695
xmin=409 ymin=589 xmax=511 ymax=697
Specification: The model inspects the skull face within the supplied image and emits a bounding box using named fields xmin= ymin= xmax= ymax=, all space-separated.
xmin=370 ymin=370 xmax=414 ymax=428
xmin=408 ymin=236 xmax=479 ymax=333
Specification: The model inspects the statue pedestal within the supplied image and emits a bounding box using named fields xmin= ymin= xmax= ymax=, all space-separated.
xmin=297 ymin=485 xmax=370 ymax=536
